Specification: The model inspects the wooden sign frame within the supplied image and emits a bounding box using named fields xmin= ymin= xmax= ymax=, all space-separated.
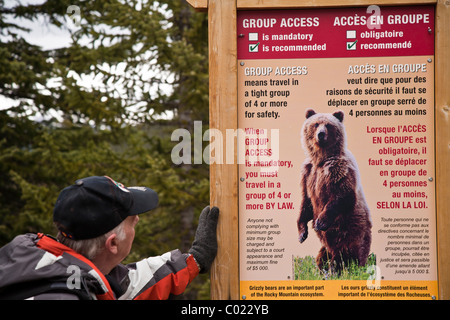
xmin=187 ymin=0 xmax=449 ymax=300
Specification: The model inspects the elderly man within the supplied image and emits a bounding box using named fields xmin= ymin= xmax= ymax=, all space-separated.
xmin=0 ymin=176 xmax=219 ymax=300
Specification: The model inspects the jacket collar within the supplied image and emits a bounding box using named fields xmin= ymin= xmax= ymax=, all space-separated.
xmin=36 ymin=233 xmax=116 ymax=300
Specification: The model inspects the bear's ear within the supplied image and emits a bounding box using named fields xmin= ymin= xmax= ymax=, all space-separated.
xmin=333 ymin=110 xmax=344 ymax=122
xmin=305 ymin=109 xmax=316 ymax=119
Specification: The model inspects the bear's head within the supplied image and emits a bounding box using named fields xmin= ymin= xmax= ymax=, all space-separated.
xmin=301 ymin=109 xmax=346 ymax=158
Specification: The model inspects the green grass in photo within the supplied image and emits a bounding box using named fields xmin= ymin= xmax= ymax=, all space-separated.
xmin=293 ymin=253 xmax=377 ymax=280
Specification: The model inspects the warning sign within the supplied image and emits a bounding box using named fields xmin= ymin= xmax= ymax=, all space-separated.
xmin=237 ymin=5 xmax=438 ymax=300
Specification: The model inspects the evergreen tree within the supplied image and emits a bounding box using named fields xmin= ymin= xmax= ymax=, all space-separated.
xmin=0 ymin=0 xmax=210 ymax=298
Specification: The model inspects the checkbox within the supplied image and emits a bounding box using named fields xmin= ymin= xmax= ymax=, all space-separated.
xmin=249 ymin=42 xmax=259 ymax=52
xmin=347 ymin=40 xmax=357 ymax=50
xmin=249 ymin=33 xmax=258 ymax=41
xmin=346 ymin=30 xmax=356 ymax=39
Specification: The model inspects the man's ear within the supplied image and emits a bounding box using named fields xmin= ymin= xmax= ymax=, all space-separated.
xmin=105 ymin=233 xmax=119 ymax=255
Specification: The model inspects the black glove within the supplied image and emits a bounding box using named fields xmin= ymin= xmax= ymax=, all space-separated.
xmin=188 ymin=206 xmax=219 ymax=273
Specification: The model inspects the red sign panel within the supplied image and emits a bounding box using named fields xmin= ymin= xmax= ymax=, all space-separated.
xmin=237 ymin=6 xmax=434 ymax=59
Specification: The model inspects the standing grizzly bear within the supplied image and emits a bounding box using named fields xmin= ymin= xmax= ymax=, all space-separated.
xmin=297 ymin=109 xmax=372 ymax=274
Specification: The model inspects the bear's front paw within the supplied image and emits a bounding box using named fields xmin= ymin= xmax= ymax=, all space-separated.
xmin=297 ymin=223 xmax=308 ymax=243
xmin=314 ymin=216 xmax=332 ymax=231
xmin=298 ymin=229 xmax=308 ymax=243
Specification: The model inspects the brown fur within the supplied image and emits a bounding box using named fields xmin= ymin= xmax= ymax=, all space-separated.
xmin=297 ymin=109 xmax=372 ymax=273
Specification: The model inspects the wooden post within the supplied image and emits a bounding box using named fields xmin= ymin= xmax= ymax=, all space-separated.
xmin=185 ymin=0 xmax=207 ymax=11
xmin=208 ymin=0 xmax=240 ymax=300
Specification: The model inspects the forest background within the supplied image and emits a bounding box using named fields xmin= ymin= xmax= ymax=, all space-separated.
xmin=0 ymin=0 xmax=211 ymax=299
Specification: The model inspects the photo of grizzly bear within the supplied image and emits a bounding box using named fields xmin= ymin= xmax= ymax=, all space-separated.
xmin=297 ymin=109 xmax=372 ymax=274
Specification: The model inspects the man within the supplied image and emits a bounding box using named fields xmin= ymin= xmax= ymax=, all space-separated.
xmin=0 ymin=176 xmax=219 ymax=300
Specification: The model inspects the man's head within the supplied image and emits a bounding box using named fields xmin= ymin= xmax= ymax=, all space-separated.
xmin=53 ymin=176 xmax=158 ymax=240
xmin=53 ymin=176 xmax=158 ymax=273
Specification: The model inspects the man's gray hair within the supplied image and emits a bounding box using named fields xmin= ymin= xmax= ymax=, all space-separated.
xmin=56 ymin=222 xmax=126 ymax=260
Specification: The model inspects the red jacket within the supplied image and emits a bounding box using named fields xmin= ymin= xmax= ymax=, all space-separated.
xmin=0 ymin=233 xmax=199 ymax=300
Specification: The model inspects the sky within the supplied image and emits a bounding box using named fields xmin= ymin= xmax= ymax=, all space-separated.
xmin=1 ymin=0 xmax=174 ymax=121
xmin=2 ymin=0 xmax=73 ymax=50
xmin=0 ymin=1 xmax=75 ymax=115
